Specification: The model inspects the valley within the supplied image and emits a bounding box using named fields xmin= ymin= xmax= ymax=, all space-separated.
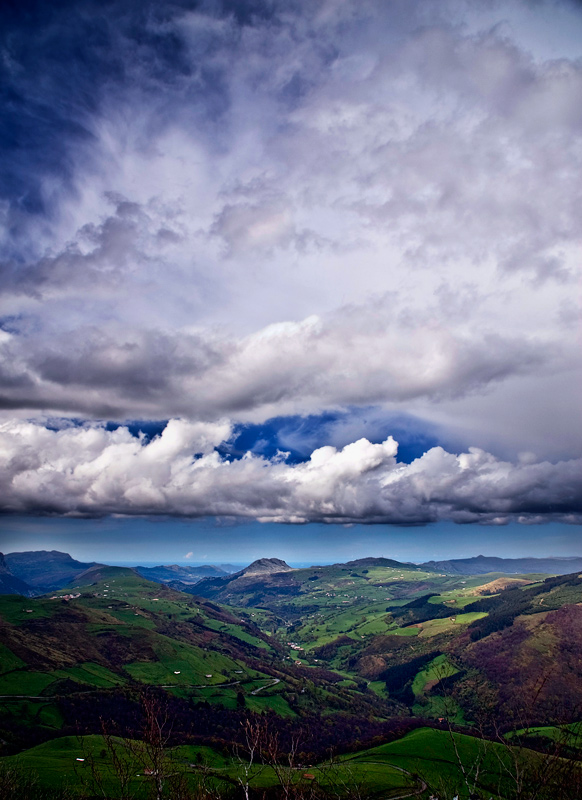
xmin=1 ymin=552 xmax=582 ymax=799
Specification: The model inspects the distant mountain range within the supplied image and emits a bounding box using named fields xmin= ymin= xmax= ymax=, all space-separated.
xmin=2 ymin=550 xmax=582 ymax=598
xmin=420 ymin=554 xmax=582 ymax=575
xmin=135 ymin=563 xmax=229 ymax=584
xmin=2 ymin=550 xmax=99 ymax=596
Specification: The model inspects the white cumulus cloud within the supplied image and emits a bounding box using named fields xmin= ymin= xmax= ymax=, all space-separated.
xmin=1 ymin=419 xmax=580 ymax=525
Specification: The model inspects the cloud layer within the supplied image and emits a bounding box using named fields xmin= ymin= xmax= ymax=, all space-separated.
xmin=1 ymin=419 xmax=580 ymax=524
xmin=1 ymin=0 xmax=581 ymax=522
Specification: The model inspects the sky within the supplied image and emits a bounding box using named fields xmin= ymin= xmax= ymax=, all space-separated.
xmin=0 ymin=0 xmax=581 ymax=564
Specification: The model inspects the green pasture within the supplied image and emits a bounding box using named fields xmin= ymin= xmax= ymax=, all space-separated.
xmin=0 ymin=733 xmax=416 ymax=798
xmin=412 ymin=654 xmax=459 ymax=696
xmin=389 ymin=625 xmax=421 ymax=637
xmin=1 ymin=723 xmax=568 ymax=800
xmin=414 ymin=611 xmax=487 ymax=637
xmin=0 ymin=734 xmax=173 ymax=797
xmin=202 ymin=618 xmax=272 ymax=650
xmin=341 ymin=727 xmax=533 ymax=799
xmin=176 ymin=680 xmax=295 ymax=716
xmin=274 ymin=567 xmax=507 ymax=654
xmin=367 ymin=680 xmax=390 ymax=700
xmin=412 ymin=694 xmax=466 ymax=724
xmin=507 ymin=722 xmax=582 ymax=750
xmin=410 ymin=655 xmax=465 ymax=724
xmin=0 ymin=643 xmax=25 ymax=673
xmin=52 ymin=662 xmax=125 ymax=688
xmin=0 ymin=595 xmax=58 ymax=625
xmin=215 ymin=761 xmax=415 ymax=798
xmin=428 ymin=591 xmax=480 ymax=609
xmin=4 ymin=726 xmax=556 ymax=800
xmin=0 ymin=670 xmax=56 ymax=696
xmin=0 ymin=662 xmax=125 ymax=696
xmin=124 ymin=635 xmax=261 ymax=686
xmin=92 ymin=605 xmax=158 ymax=629
xmin=245 ymin=692 xmax=295 ymax=716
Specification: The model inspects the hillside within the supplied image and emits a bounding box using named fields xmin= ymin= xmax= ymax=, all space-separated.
xmin=0 ymin=553 xmax=36 ymax=597
xmin=3 ymin=555 xmax=582 ymax=798
xmin=191 ymin=558 xmax=582 ymax=735
xmin=192 ymin=555 xmax=432 ymax=608
xmin=0 ymin=565 xmax=395 ymax=757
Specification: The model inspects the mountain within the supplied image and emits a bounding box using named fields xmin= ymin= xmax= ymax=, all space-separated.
xmin=137 ymin=558 xmax=293 ymax=599
xmin=239 ymin=558 xmax=292 ymax=575
xmin=135 ymin=563 xmax=228 ymax=585
xmin=190 ymin=558 xmax=295 ymax=604
xmin=419 ymin=554 xmax=582 ymax=575
xmin=5 ymin=550 xmax=99 ymax=591
xmin=342 ymin=557 xmax=417 ymax=569
xmin=0 ymin=553 xmax=36 ymax=596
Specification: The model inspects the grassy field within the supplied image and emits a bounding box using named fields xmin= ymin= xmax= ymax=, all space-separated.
xmin=414 ymin=611 xmax=488 ymax=637
xmin=0 ymin=595 xmax=59 ymax=625
xmin=52 ymin=662 xmax=126 ymax=688
xmin=0 ymin=670 xmax=56 ymax=696
xmin=0 ymin=732 xmax=416 ymax=798
xmin=0 ymin=697 xmax=63 ymax=733
xmin=0 ymin=643 xmax=25 ymax=673
xmin=341 ymin=726 xmax=539 ymax=799
xmin=409 ymin=655 xmax=465 ymax=724
xmin=411 ymin=654 xmax=458 ymax=695
xmin=507 ymin=722 xmax=582 ymax=751
xmin=202 ymin=617 xmax=272 ymax=650
xmin=256 ymin=567 xmax=521 ymax=658
xmin=2 ymin=725 xmax=561 ymax=799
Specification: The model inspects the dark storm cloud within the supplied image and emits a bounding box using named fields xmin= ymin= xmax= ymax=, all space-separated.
xmin=0 ymin=298 xmax=553 ymax=420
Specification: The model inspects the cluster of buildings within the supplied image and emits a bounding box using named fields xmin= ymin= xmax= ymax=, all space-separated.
xmin=49 ymin=593 xmax=81 ymax=601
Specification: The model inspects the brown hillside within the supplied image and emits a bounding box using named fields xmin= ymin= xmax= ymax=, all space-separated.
xmin=459 ymin=604 xmax=582 ymax=723
xmin=471 ymin=577 xmax=533 ymax=595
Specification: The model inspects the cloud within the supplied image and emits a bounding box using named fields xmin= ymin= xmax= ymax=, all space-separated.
xmin=0 ymin=296 xmax=554 ymax=421
xmin=1 ymin=419 xmax=580 ymax=524
xmin=0 ymin=0 xmax=581 ymax=495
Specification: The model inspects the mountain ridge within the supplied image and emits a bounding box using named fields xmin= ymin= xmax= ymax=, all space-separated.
xmin=420 ymin=554 xmax=582 ymax=575
xmin=135 ymin=563 xmax=228 ymax=585
xmin=5 ymin=550 xmax=99 ymax=590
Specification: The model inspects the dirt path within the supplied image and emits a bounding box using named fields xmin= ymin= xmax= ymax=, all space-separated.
xmin=351 ymin=760 xmax=427 ymax=799
xmin=160 ymin=680 xmax=242 ymax=689
xmin=250 ymin=677 xmax=280 ymax=695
